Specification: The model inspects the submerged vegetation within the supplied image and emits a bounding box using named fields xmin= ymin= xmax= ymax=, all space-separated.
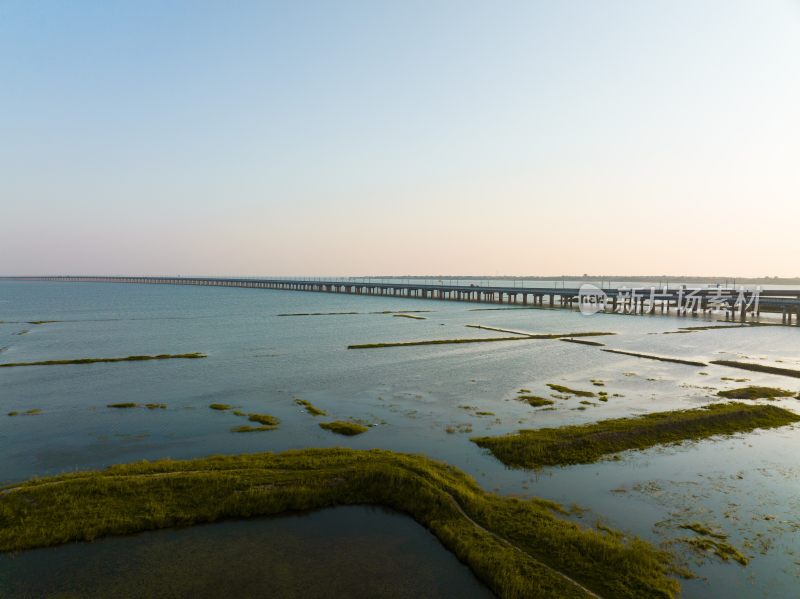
xmin=294 ymin=398 xmax=326 ymax=416
xmin=678 ymin=523 xmax=748 ymax=566
xmin=348 ymin=332 xmax=614 ymax=350
xmin=0 ymin=448 xmax=682 ymax=598
xmin=547 ymin=384 xmax=595 ymax=398
xmin=209 ymin=404 xmax=279 ymax=431
xmin=318 ymin=421 xmax=369 ymax=435
xmin=231 ymin=424 xmax=275 ymax=433
xmin=108 ymin=402 xmax=167 ymax=410
xmin=710 ymin=360 xmax=800 ymax=379
xmin=107 ymin=403 xmax=138 ymax=409
xmin=717 ymin=386 xmax=796 ymax=400
xmin=472 ymin=403 xmax=800 ymax=469
xmin=7 ymin=409 xmax=41 ymax=417
xmin=0 ymin=353 xmax=206 ymax=368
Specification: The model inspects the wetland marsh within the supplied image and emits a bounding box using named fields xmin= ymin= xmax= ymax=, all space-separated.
xmin=1 ymin=280 xmax=799 ymax=598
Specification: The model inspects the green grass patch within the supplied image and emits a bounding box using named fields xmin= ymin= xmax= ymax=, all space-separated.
xmin=472 ymin=403 xmax=800 ymax=469
xmin=0 ymin=448 xmax=682 ymax=598
xmin=517 ymin=395 xmax=555 ymax=407
xmin=0 ymin=353 xmax=206 ymax=368
xmin=348 ymin=332 xmax=614 ymax=350
xmin=230 ymin=425 xmax=276 ymax=433
xmin=710 ymin=360 xmax=800 ymax=379
xmin=209 ymin=404 xmax=232 ymax=411
xmin=319 ymin=421 xmax=369 ymax=436
xmin=294 ymin=398 xmax=326 ymax=416
xmin=547 ymin=384 xmax=595 ymax=398
xmin=717 ymin=386 xmax=795 ymax=400
xmin=246 ymin=413 xmax=280 ymax=427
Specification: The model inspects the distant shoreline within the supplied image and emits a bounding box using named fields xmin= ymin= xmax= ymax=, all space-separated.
xmin=2 ymin=275 xmax=799 ymax=286
xmin=371 ymin=275 xmax=800 ymax=285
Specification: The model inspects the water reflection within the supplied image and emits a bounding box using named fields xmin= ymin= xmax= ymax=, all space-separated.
xmin=0 ymin=506 xmax=494 ymax=598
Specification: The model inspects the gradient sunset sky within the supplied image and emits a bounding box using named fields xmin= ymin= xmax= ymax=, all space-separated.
xmin=2 ymin=1 xmax=799 ymax=277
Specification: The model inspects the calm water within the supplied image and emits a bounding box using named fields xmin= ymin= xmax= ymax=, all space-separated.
xmin=1 ymin=280 xmax=799 ymax=597
xmin=0 ymin=506 xmax=493 ymax=598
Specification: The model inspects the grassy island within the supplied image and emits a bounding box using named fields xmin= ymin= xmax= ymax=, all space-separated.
xmin=472 ymin=403 xmax=800 ymax=469
xmin=0 ymin=353 xmax=206 ymax=368
xmin=294 ymin=398 xmax=326 ymax=416
xmin=318 ymin=421 xmax=369 ymax=435
xmin=717 ymin=386 xmax=796 ymax=400
xmin=710 ymin=360 xmax=800 ymax=379
xmin=348 ymin=332 xmax=614 ymax=350
xmin=601 ymin=349 xmax=706 ymax=367
xmin=0 ymin=448 xmax=681 ymax=598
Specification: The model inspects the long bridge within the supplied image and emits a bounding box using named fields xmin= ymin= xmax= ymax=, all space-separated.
xmin=4 ymin=276 xmax=800 ymax=325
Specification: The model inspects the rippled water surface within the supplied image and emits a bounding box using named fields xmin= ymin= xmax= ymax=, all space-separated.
xmin=1 ymin=281 xmax=799 ymax=598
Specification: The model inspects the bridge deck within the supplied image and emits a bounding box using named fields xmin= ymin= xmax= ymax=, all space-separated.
xmin=3 ymin=276 xmax=800 ymax=325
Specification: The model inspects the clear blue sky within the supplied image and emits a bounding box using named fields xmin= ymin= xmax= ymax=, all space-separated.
xmin=2 ymin=1 xmax=799 ymax=276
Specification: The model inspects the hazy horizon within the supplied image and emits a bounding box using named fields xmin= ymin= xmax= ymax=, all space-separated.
xmin=2 ymin=1 xmax=799 ymax=277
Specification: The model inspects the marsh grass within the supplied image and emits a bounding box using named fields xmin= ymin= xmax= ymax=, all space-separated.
xmin=547 ymin=384 xmax=595 ymax=398
xmin=393 ymin=313 xmax=426 ymax=320
xmin=717 ymin=386 xmax=795 ymax=400
xmin=710 ymin=360 xmax=800 ymax=379
xmin=294 ymin=398 xmax=326 ymax=416
xmin=209 ymin=404 xmax=232 ymax=411
xmin=0 ymin=353 xmax=206 ymax=368
xmin=601 ymin=349 xmax=706 ymax=367
xmin=677 ymin=526 xmax=748 ymax=566
xmin=107 ymin=403 xmax=138 ymax=409
xmin=349 ymin=332 xmax=613 ymax=350
xmin=7 ymin=409 xmax=41 ymax=417
xmin=246 ymin=413 xmax=280 ymax=427
xmin=319 ymin=421 xmax=369 ymax=435
xmin=231 ymin=425 xmax=275 ymax=433
xmin=472 ymin=403 xmax=800 ymax=469
xmin=0 ymin=448 xmax=682 ymax=598
xmin=517 ymin=395 xmax=555 ymax=407
xmin=108 ymin=403 xmax=166 ymax=410
xmin=445 ymin=423 xmax=474 ymax=434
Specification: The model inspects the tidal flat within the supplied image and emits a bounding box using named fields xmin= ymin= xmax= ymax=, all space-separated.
xmin=2 ymin=280 xmax=800 ymax=598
